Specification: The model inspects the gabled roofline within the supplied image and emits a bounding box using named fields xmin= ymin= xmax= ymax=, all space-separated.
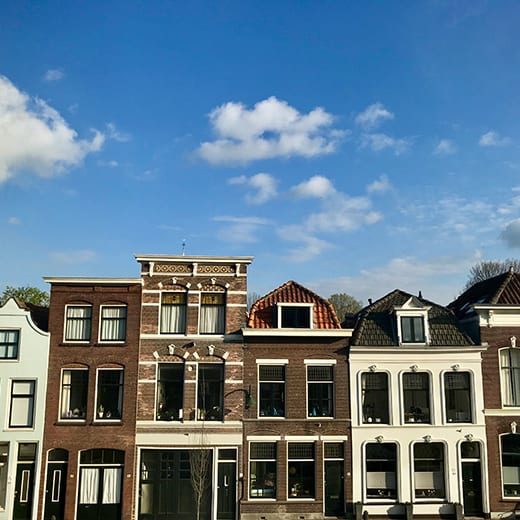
xmin=44 ymin=277 xmax=143 ymax=285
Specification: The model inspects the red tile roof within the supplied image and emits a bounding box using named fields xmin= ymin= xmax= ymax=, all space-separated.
xmin=247 ymin=280 xmax=341 ymax=329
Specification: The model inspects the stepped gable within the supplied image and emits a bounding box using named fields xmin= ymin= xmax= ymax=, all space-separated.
xmin=449 ymin=269 xmax=520 ymax=318
xmin=351 ymin=289 xmax=473 ymax=347
xmin=247 ymin=280 xmax=341 ymax=329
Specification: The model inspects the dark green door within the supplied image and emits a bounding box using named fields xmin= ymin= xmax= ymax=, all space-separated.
xmin=325 ymin=460 xmax=344 ymax=517
xmin=462 ymin=461 xmax=483 ymax=516
xmin=217 ymin=461 xmax=236 ymax=519
xmin=43 ymin=462 xmax=67 ymax=520
xmin=13 ymin=462 xmax=35 ymax=520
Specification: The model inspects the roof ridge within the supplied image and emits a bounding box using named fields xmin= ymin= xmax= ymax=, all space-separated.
xmin=492 ymin=269 xmax=516 ymax=304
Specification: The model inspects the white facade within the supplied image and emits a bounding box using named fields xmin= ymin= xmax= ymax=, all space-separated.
xmin=0 ymin=298 xmax=49 ymax=520
xmin=350 ymin=346 xmax=489 ymax=517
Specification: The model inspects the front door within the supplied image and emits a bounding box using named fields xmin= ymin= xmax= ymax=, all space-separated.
xmin=217 ymin=461 xmax=236 ymax=520
xmin=77 ymin=467 xmax=122 ymax=520
xmin=462 ymin=461 xmax=483 ymax=516
xmin=13 ymin=443 xmax=37 ymax=520
xmin=325 ymin=460 xmax=344 ymax=517
xmin=43 ymin=461 xmax=68 ymax=520
xmin=13 ymin=462 xmax=35 ymax=520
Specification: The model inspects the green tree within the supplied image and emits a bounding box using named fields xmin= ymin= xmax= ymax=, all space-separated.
xmin=1 ymin=285 xmax=50 ymax=306
xmin=463 ymin=259 xmax=520 ymax=291
xmin=328 ymin=293 xmax=363 ymax=321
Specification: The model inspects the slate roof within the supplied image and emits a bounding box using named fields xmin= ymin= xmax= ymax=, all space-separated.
xmin=449 ymin=269 xmax=520 ymax=318
xmin=247 ymin=280 xmax=341 ymax=329
xmin=351 ymin=289 xmax=474 ymax=347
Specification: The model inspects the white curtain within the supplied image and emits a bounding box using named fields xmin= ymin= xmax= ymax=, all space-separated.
xmin=102 ymin=468 xmax=122 ymax=504
xmin=101 ymin=307 xmax=126 ymax=341
xmin=80 ymin=468 xmax=99 ymax=504
xmin=200 ymin=305 xmax=225 ymax=333
xmin=61 ymin=371 xmax=71 ymax=418
xmin=160 ymin=304 xmax=186 ymax=333
xmin=66 ymin=307 xmax=91 ymax=340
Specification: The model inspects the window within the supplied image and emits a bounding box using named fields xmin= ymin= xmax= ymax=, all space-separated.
xmin=278 ymin=304 xmax=312 ymax=328
xmin=259 ymin=365 xmax=285 ymax=417
xmin=361 ymin=372 xmax=389 ymax=424
xmin=500 ymin=348 xmax=520 ymax=407
xmin=9 ymin=380 xmax=35 ymax=428
xmin=401 ymin=316 xmax=425 ymax=343
xmin=96 ymin=370 xmax=123 ymax=420
xmin=365 ymin=443 xmax=397 ymax=500
xmin=444 ymin=372 xmax=471 ymax=422
xmin=307 ymin=365 xmax=333 ymax=417
xmin=60 ymin=369 xmax=88 ymax=420
xmin=250 ymin=443 xmax=276 ymax=498
xmin=197 ymin=364 xmax=223 ymax=421
xmin=0 ymin=443 xmax=8 ymax=510
xmin=100 ymin=306 xmax=127 ymax=341
xmin=200 ymin=293 xmax=225 ymax=334
xmin=157 ymin=364 xmax=184 ymax=421
xmin=403 ymin=372 xmax=431 ymax=423
xmin=79 ymin=449 xmax=124 ymax=511
xmin=65 ymin=305 xmax=92 ymax=341
xmin=502 ymin=434 xmax=520 ymax=497
xmin=413 ymin=443 xmax=445 ymax=499
xmin=160 ymin=293 xmax=187 ymax=334
xmin=0 ymin=330 xmax=19 ymax=359
xmin=288 ymin=443 xmax=315 ymax=499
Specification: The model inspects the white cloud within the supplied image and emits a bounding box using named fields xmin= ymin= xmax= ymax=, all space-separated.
xmin=106 ymin=122 xmax=131 ymax=142
xmin=355 ymin=102 xmax=394 ymax=129
xmin=49 ymin=249 xmax=96 ymax=264
xmin=198 ymin=96 xmax=342 ymax=164
xmin=229 ymin=173 xmax=277 ymax=204
xmin=434 ymin=139 xmax=456 ymax=155
xmin=278 ymin=225 xmax=333 ymax=262
xmin=43 ymin=69 xmax=64 ymax=82
xmin=367 ymin=174 xmax=391 ymax=194
xmin=479 ymin=130 xmax=512 ymax=147
xmin=360 ymin=133 xmax=411 ymax=155
xmin=311 ymin=253 xmax=477 ymax=306
xmin=7 ymin=216 xmax=20 ymax=225
xmin=291 ymin=175 xmax=336 ymax=198
xmin=0 ymin=75 xmax=105 ymax=183
xmin=213 ymin=215 xmax=270 ymax=243
xmin=501 ymin=219 xmax=520 ymax=248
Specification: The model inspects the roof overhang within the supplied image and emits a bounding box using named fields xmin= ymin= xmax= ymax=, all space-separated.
xmin=242 ymin=328 xmax=352 ymax=338
xmin=134 ymin=255 xmax=253 ymax=264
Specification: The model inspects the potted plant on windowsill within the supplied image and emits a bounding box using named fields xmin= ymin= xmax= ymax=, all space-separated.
xmin=97 ymin=404 xmax=104 ymax=418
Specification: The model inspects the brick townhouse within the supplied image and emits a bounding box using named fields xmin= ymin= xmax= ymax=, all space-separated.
xmin=450 ymin=268 xmax=520 ymax=518
xmin=133 ymin=255 xmax=253 ymax=520
xmin=240 ymin=280 xmax=352 ymax=520
xmin=37 ymin=277 xmax=142 ymax=520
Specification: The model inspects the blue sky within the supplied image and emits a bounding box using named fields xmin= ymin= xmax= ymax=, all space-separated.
xmin=1 ymin=1 xmax=519 ymax=305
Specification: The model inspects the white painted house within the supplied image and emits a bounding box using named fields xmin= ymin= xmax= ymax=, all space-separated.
xmin=349 ymin=290 xmax=488 ymax=519
xmin=0 ymin=298 xmax=49 ymax=520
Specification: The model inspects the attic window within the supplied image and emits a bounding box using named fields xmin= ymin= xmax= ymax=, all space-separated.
xmin=277 ymin=304 xmax=313 ymax=328
xmin=394 ymin=296 xmax=430 ymax=345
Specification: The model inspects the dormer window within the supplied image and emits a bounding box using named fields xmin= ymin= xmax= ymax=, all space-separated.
xmin=277 ymin=304 xmax=313 ymax=328
xmin=394 ymin=297 xmax=430 ymax=345
xmin=401 ymin=316 xmax=425 ymax=343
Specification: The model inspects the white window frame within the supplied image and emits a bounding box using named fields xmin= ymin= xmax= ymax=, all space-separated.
xmin=59 ymin=368 xmax=89 ymax=421
xmin=360 ymin=370 xmax=391 ymax=425
xmin=64 ymin=304 xmax=92 ymax=343
xmin=287 ymin=442 xmax=316 ymax=500
xmin=95 ymin=368 xmax=124 ymax=422
xmin=412 ymin=441 xmax=446 ymax=500
xmin=443 ymin=370 xmax=472 ymax=423
xmin=199 ymin=292 xmax=226 ymax=335
xmin=305 ymin=360 xmax=335 ymax=419
xmin=99 ymin=305 xmax=127 ymax=343
xmin=160 ymin=292 xmax=187 ymax=335
xmin=277 ymin=303 xmax=314 ymax=329
xmin=257 ymin=359 xmax=288 ymax=419
xmin=402 ymin=371 xmax=432 ymax=424
xmin=364 ymin=441 xmax=398 ymax=502
xmin=249 ymin=442 xmax=277 ymax=499
xmin=394 ymin=297 xmax=431 ymax=345
xmin=0 ymin=442 xmax=9 ymax=510
xmin=499 ymin=347 xmax=520 ymax=408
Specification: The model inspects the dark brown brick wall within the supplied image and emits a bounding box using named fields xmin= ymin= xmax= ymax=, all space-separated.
xmin=241 ymin=336 xmax=352 ymax=517
xmin=38 ymin=282 xmax=141 ymax=520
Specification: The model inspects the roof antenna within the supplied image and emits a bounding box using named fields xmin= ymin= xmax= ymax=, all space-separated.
xmin=418 ymin=290 xmax=423 ymax=298
xmin=181 ymin=239 xmax=186 ymax=256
